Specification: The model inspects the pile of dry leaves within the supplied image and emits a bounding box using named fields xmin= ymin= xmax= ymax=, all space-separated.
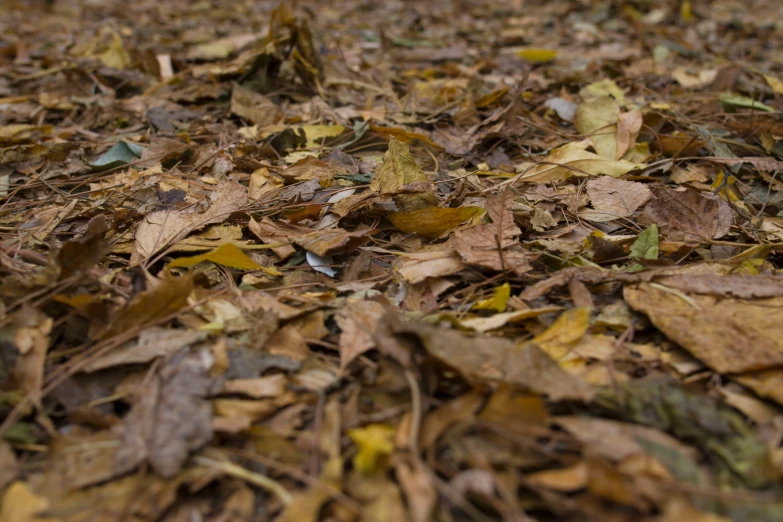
xmin=1 ymin=0 xmax=783 ymax=520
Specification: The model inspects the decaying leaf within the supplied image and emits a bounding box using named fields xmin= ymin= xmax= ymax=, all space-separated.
xmin=114 ymin=350 xmax=213 ymax=478
xmin=371 ymin=137 xmax=438 ymax=211
xmin=580 ymin=176 xmax=652 ymax=222
xmin=625 ymin=283 xmax=783 ymax=373
xmin=509 ymin=140 xmax=642 ymax=184
xmin=94 ymin=273 xmax=194 ymax=340
xmin=641 ymin=187 xmax=733 ymax=241
xmin=134 ymin=181 xmax=248 ymax=260
xmin=380 ymin=313 xmax=593 ymax=401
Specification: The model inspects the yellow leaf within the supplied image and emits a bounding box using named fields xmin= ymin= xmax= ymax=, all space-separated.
xmin=348 ymin=424 xmax=396 ymax=474
xmin=764 ymin=75 xmax=783 ymax=96
xmin=168 ymin=243 xmax=282 ymax=276
xmin=473 ymin=283 xmax=511 ymax=313
xmin=517 ymin=48 xmax=558 ymax=64
xmin=509 ymin=141 xmax=642 ymax=183
xmin=534 ymin=307 xmax=592 ymax=360
xmin=0 ymin=481 xmax=59 ymax=522
xmin=371 ymin=137 xmax=438 ymax=211
xmin=387 ymin=206 xmax=484 ymax=238
xmin=299 ymin=124 xmax=346 ymax=149
xmin=574 ymin=96 xmax=619 ymax=160
xmin=580 ymin=79 xmax=627 ymax=107
xmin=680 ymin=0 xmax=693 ymax=23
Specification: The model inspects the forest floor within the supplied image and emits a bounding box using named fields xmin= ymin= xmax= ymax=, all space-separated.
xmin=1 ymin=0 xmax=783 ymax=520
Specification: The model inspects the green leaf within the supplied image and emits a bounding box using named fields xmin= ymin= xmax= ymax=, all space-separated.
xmin=630 ymin=225 xmax=659 ymax=261
xmin=89 ymin=140 xmax=144 ymax=171
xmin=168 ymin=243 xmax=282 ymax=276
xmin=719 ymin=92 xmax=775 ymax=113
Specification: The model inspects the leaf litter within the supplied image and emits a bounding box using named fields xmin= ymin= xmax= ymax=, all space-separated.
xmin=1 ymin=0 xmax=783 ymax=520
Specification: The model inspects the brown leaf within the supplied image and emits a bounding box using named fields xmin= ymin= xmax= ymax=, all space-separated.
xmin=452 ymin=194 xmax=531 ymax=275
xmin=293 ymin=228 xmax=370 ymax=256
xmin=84 ymin=327 xmax=208 ymax=372
xmin=387 ymin=206 xmax=484 ymax=239
xmin=624 ymin=283 xmax=783 ymax=372
xmin=134 ymin=181 xmax=248 ymax=260
xmin=655 ymin=273 xmax=783 ymax=299
xmin=230 ymin=83 xmax=282 ymax=126
xmin=114 ymin=350 xmax=213 ymax=478
xmin=280 ymin=156 xmax=337 ymax=184
xmin=382 ymin=313 xmax=593 ymax=401
xmin=395 ymin=244 xmax=466 ymax=284
xmin=641 ymin=187 xmax=733 ymax=241
xmin=248 ymin=216 xmax=298 ymax=259
xmin=335 ymin=300 xmax=387 ymax=371
xmin=580 ymin=176 xmax=652 ymax=222
xmin=56 ymin=214 xmax=108 ymax=279
xmin=0 ymin=307 xmax=52 ymax=407
xmin=94 ymin=273 xmax=194 ymax=340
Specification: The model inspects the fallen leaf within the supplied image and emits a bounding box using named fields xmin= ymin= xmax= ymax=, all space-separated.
xmin=293 ymin=228 xmax=370 ymax=256
xmin=94 ymin=273 xmax=194 ymax=340
xmin=0 ymin=482 xmax=55 ymax=522
xmin=641 ymin=187 xmax=733 ymax=241
xmin=528 ymin=462 xmax=588 ymax=492
xmin=510 ymin=140 xmax=642 ymax=184
xmin=83 ymin=327 xmax=209 ymax=372
xmin=574 ymin=96 xmax=620 ymax=160
xmin=580 ymin=176 xmax=652 ymax=222
xmin=230 ymin=83 xmax=283 ymax=126
xmin=624 ymin=283 xmax=783 ymax=373
xmin=88 ymin=140 xmax=144 ymax=171
xmin=168 ymin=243 xmax=282 ymax=276
xmin=348 ymin=424 xmax=396 ymax=474
xmin=114 ymin=350 xmax=213 ymax=478
xmin=472 ymin=282 xmax=511 ymax=312
xmin=533 ymin=307 xmax=592 ymax=360
xmin=387 ymin=206 xmax=484 ymax=238
xmin=370 ymin=137 xmax=438 ymax=211
xmin=335 ymin=300 xmax=387 ymax=371
xmin=382 ymin=313 xmax=593 ymax=401
xmin=134 ymin=181 xmax=248 ymax=260
xmin=396 ymin=244 xmax=466 ymax=284
xmin=629 ymin=224 xmax=659 ymax=260
xmin=452 ymin=193 xmax=531 ymax=275
xmin=516 ymin=48 xmax=558 ymax=63
xmin=56 ymin=215 xmax=108 ymax=278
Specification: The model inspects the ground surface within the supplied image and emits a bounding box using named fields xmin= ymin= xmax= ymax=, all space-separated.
xmin=1 ymin=0 xmax=783 ymax=520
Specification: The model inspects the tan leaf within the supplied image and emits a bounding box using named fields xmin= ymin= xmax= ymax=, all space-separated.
xmin=335 ymin=300 xmax=387 ymax=371
xmin=624 ymin=283 xmax=783 ymax=373
xmin=382 ymin=313 xmax=593 ymax=401
xmin=396 ymin=244 xmax=465 ymax=284
xmin=580 ymin=176 xmax=652 ymax=222
xmin=293 ymin=228 xmax=370 ymax=256
xmin=509 ymin=140 xmax=642 ymax=184
xmin=134 ymin=181 xmax=248 ymax=260
xmin=616 ymin=109 xmax=642 ymax=159
xmin=280 ymin=156 xmax=337 ymax=183
xmin=248 ymin=216 xmax=298 ymax=259
xmin=230 ymin=84 xmax=282 ymax=126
